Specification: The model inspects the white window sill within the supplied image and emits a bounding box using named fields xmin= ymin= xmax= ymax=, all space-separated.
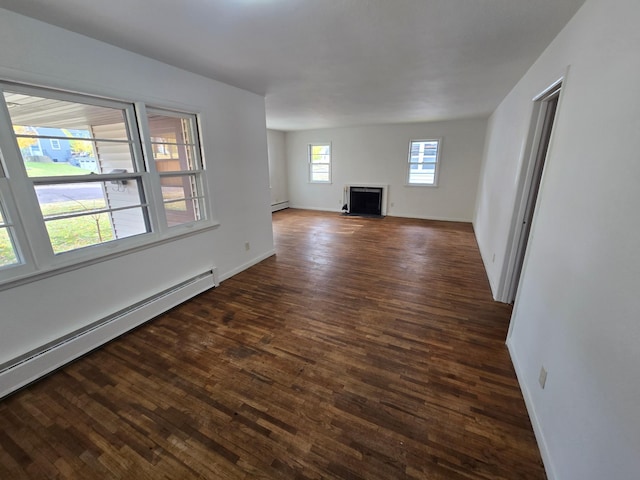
xmin=0 ymin=220 xmax=220 ymax=292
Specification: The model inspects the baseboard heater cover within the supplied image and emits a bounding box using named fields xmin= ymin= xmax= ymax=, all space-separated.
xmin=0 ymin=268 xmax=218 ymax=399
xmin=271 ymin=201 xmax=289 ymax=212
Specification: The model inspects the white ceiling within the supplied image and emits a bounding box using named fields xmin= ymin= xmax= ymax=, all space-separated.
xmin=0 ymin=0 xmax=586 ymax=131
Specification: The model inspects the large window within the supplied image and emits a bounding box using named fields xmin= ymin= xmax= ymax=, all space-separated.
xmin=5 ymin=88 xmax=149 ymax=255
xmin=407 ymin=139 xmax=441 ymax=186
xmin=0 ymin=81 xmax=211 ymax=285
xmin=308 ymin=143 xmax=331 ymax=183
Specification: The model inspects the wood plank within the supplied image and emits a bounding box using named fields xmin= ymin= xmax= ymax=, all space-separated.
xmin=0 ymin=209 xmax=545 ymax=479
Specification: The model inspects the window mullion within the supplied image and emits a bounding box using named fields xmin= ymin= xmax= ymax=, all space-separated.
xmin=31 ymin=172 xmax=144 ymax=185
xmin=44 ymin=202 xmax=149 ymax=222
xmin=134 ymin=102 xmax=167 ymax=231
xmin=125 ymin=103 xmax=158 ymax=236
xmin=158 ymin=169 xmax=205 ymax=177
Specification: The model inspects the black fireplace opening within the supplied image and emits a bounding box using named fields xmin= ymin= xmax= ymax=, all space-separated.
xmin=348 ymin=187 xmax=383 ymax=217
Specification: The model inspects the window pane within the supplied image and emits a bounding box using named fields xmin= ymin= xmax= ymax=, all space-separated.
xmin=160 ymin=175 xmax=197 ymax=202
xmin=311 ymin=154 xmax=330 ymax=163
xmin=408 ymin=164 xmax=436 ymax=184
xmin=312 ymin=164 xmax=330 ymax=174
xmin=23 ymin=159 xmax=93 ymax=178
xmin=148 ymin=113 xmax=196 ymax=145
xmin=410 ymin=153 xmax=437 ymax=163
xmin=147 ymin=113 xmax=199 ymax=171
xmin=310 ymin=144 xmax=330 ymax=163
xmin=0 ymin=227 xmax=18 ymax=267
xmin=311 ymin=164 xmax=330 ymax=182
xmin=165 ymin=198 xmax=202 ymax=228
xmin=4 ymin=91 xmax=136 ymax=177
xmin=409 ymin=140 xmax=438 ymax=163
xmin=34 ymin=180 xmax=150 ymax=254
xmin=35 ymin=182 xmax=141 ymax=215
xmin=153 ymin=144 xmax=198 ymax=172
xmin=45 ymin=208 xmax=147 ymax=254
xmin=160 ymin=174 xmax=202 ymax=227
xmin=5 ymin=92 xmax=128 ymax=138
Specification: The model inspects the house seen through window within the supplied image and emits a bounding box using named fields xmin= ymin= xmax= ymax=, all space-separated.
xmin=6 ymin=90 xmax=149 ymax=255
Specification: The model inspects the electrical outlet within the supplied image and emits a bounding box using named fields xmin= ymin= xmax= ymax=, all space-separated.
xmin=539 ymin=366 xmax=547 ymax=389
xmin=245 ymin=242 xmax=250 ymax=251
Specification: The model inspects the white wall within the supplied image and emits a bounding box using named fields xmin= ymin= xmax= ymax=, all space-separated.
xmin=474 ymin=0 xmax=640 ymax=478
xmin=267 ymin=129 xmax=289 ymax=209
xmin=0 ymin=10 xmax=274 ymax=366
xmin=286 ymin=119 xmax=487 ymax=221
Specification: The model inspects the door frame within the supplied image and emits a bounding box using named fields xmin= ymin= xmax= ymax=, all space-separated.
xmin=498 ymin=76 xmax=564 ymax=305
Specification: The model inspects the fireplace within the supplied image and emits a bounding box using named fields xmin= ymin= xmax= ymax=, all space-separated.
xmin=348 ymin=186 xmax=384 ymax=217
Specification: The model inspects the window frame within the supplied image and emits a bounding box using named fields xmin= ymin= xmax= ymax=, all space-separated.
xmin=0 ymin=81 xmax=217 ymax=289
xmin=406 ymin=138 xmax=442 ymax=187
xmin=141 ymin=107 xmax=209 ymax=229
xmin=0 ymin=175 xmax=33 ymax=276
xmin=308 ymin=142 xmax=332 ymax=184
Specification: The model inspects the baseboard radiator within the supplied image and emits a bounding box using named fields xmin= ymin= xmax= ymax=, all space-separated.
xmin=271 ymin=201 xmax=289 ymax=212
xmin=0 ymin=268 xmax=218 ymax=399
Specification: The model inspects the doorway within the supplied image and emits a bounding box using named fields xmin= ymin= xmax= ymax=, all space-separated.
xmin=501 ymin=80 xmax=562 ymax=304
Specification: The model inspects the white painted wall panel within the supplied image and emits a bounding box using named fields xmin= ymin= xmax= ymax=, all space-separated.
xmin=285 ymin=119 xmax=487 ymax=222
xmin=267 ymin=129 xmax=288 ymax=208
xmin=0 ymin=10 xmax=273 ymax=367
xmin=473 ymin=0 xmax=640 ymax=478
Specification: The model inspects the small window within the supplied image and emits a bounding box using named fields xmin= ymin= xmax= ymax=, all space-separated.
xmin=308 ymin=143 xmax=331 ymax=183
xmin=50 ymin=139 xmax=61 ymax=150
xmin=146 ymin=109 xmax=206 ymax=228
xmin=407 ymin=139 xmax=441 ymax=186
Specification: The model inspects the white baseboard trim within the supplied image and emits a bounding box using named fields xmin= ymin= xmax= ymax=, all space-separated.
xmin=388 ymin=212 xmax=472 ymax=223
xmin=507 ymin=339 xmax=556 ymax=480
xmin=0 ymin=270 xmax=217 ymax=399
xmin=271 ymin=201 xmax=289 ymax=212
xmin=286 ymin=205 xmax=471 ymax=223
xmin=288 ymin=205 xmax=342 ymax=213
xmin=218 ymin=249 xmax=276 ymax=283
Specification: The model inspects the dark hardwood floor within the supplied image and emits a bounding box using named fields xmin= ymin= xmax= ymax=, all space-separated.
xmin=0 ymin=209 xmax=545 ymax=479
